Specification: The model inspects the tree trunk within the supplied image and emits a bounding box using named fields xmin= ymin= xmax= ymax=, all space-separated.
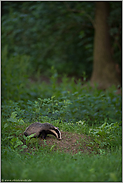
xmin=90 ymin=2 xmax=120 ymax=89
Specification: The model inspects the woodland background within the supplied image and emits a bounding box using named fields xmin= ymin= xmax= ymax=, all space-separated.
xmin=2 ymin=2 xmax=121 ymax=100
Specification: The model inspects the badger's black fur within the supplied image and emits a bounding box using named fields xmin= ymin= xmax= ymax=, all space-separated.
xmin=24 ymin=122 xmax=62 ymax=140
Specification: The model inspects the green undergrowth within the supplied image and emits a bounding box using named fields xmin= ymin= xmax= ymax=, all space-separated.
xmin=2 ymin=107 xmax=121 ymax=151
xmin=2 ymin=66 xmax=122 ymax=182
xmin=2 ymin=146 xmax=122 ymax=182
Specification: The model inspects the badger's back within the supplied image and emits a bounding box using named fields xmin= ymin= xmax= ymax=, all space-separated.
xmin=24 ymin=122 xmax=54 ymax=137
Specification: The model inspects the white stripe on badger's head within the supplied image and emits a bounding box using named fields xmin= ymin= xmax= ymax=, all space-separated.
xmin=50 ymin=129 xmax=58 ymax=138
xmin=50 ymin=127 xmax=62 ymax=140
xmin=55 ymin=127 xmax=62 ymax=139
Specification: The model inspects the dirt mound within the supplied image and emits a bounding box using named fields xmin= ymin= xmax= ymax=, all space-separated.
xmin=37 ymin=131 xmax=97 ymax=154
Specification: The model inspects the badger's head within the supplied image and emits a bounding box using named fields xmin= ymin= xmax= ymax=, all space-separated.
xmin=48 ymin=127 xmax=62 ymax=140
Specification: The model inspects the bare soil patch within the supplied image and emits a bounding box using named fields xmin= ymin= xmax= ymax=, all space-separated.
xmin=36 ymin=131 xmax=98 ymax=155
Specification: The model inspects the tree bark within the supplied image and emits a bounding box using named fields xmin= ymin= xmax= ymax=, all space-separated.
xmin=90 ymin=2 xmax=120 ymax=89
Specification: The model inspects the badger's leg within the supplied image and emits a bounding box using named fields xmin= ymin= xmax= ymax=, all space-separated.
xmin=41 ymin=130 xmax=47 ymax=140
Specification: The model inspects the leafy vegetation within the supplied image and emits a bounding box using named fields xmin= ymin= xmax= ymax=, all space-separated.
xmin=2 ymin=46 xmax=31 ymax=101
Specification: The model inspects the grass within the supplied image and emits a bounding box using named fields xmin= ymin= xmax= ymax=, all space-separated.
xmin=2 ymin=146 xmax=121 ymax=182
xmin=1 ymin=67 xmax=122 ymax=182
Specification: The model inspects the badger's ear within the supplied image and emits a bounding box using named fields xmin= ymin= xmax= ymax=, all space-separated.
xmin=55 ymin=127 xmax=59 ymax=130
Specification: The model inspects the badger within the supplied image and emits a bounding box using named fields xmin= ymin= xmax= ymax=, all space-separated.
xmin=24 ymin=122 xmax=62 ymax=140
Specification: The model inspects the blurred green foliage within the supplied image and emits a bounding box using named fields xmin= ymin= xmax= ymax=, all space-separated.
xmin=2 ymin=69 xmax=122 ymax=126
xmin=2 ymin=1 xmax=121 ymax=78
xmin=2 ymin=146 xmax=121 ymax=181
xmin=2 ymin=47 xmax=121 ymax=125
xmin=2 ymin=46 xmax=31 ymax=101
